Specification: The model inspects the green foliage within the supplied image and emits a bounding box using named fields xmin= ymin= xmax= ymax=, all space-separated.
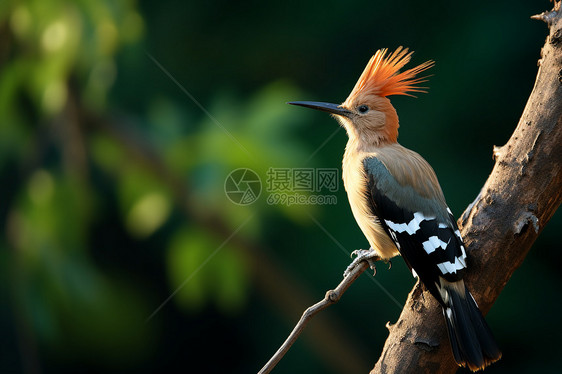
xmin=166 ymin=227 xmax=248 ymax=314
xmin=1 ymin=0 xmax=152 ymax=370
xmin=9 ymin=169 xmax=151 ymax=364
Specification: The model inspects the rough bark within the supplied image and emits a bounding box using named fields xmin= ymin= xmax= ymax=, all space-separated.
xmin=372 ymin=3 xmax=562 ymax=373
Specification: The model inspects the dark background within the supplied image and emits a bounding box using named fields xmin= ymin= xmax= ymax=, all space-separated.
xmin=1 ymin=0 xmax=560 ymax=373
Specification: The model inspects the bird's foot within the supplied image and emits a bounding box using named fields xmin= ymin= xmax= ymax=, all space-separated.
xmin=344 ymin=248 xmax=381 ymax=278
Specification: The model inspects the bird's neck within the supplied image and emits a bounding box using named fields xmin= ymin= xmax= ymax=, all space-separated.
xmin=345 ymin=122 xmax=399 ymax=152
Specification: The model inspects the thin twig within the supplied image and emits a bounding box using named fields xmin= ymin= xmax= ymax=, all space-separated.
xmin=258 ymin=261 xmax=370 ymax=374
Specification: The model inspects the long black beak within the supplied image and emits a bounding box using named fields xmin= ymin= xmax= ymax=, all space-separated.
xmin=287 ymin=101 xmax=352 ymax=118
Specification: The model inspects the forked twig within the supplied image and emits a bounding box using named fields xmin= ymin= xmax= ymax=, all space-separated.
xmin=258 ymin=261 xmax=370 ymax=374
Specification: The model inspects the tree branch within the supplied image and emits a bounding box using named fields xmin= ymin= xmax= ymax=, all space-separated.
xmin=372 ymin=3 xmax=562 ymax=373
xmin=258 ymin=261 xmax=370 ymax=374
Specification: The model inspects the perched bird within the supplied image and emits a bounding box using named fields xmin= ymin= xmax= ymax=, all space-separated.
xmin=289 ymin=47 xmax=501 ymax=371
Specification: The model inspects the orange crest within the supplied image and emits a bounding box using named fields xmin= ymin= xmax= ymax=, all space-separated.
xmin=348 ymin=47 xmax=434 ymax=99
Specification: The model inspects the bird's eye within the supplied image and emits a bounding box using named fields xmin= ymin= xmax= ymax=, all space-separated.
xmin=357 ymin=105 xmax=369 ymax=113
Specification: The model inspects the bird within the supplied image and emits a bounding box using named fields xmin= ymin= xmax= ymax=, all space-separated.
xmin=288 ymin=47 xmax=501 ymax=371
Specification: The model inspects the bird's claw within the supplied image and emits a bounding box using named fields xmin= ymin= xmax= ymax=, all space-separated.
xmin=344 ymin=249 xmax=381 ymax=278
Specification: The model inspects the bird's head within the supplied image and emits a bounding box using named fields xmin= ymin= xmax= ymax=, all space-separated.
xmin=289 ymin=47 xmax=433 ymax=146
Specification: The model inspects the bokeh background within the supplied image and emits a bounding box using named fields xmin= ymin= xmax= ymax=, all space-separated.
xmin=1 ymin=0 xmax=560 ymax=373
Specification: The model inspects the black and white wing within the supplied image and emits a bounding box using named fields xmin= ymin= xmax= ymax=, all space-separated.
xmin=363 ymin=156 xmax=467 ymax=302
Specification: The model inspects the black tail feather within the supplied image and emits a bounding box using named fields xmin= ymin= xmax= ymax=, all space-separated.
xmin=465 ymin=293 xmax=502 ymax=361
xmin=442 ymin=282 xmax=501 ymax=372
xmin=443 ymin=308 xmax=463 ymax=365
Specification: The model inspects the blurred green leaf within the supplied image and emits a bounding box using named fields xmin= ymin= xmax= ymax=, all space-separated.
xmin=10 ymin=169 xmax=152 ymax=365
xmin=166 ymin=227 xmax=249 ymax=313
xmin=126 ymin=191 xmax=171 ymax=238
